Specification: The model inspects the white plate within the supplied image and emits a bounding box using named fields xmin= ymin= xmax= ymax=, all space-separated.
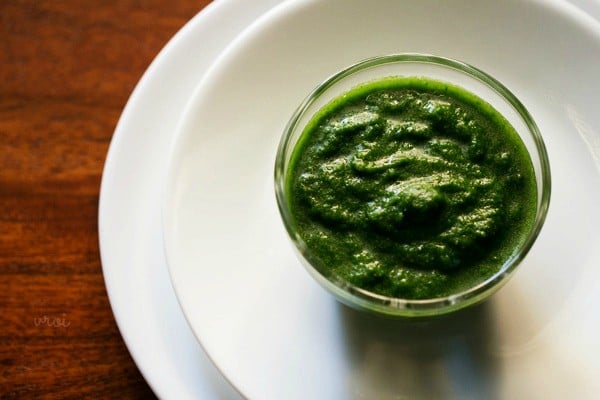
xmin=98 ymin=0 xmax=283 ymax=398
xmin=99 ymin=0 xmax=600 ymax=399
xmin=164 ymin=0 xmax=600 ymax=399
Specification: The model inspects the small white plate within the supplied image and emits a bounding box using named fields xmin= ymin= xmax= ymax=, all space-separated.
xmin=164 ymin=0 xmax=600 ymax=399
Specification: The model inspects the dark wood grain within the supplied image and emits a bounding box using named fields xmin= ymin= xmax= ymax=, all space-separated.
xmin=0 ymin=1 xmax=212 ymax=398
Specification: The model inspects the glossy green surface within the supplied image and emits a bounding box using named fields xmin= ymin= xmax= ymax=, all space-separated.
xmin=287 ymin=77 xmax=537 ymax=299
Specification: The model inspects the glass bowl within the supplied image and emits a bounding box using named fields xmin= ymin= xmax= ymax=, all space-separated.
xmin=274 ymin=54 xmax=551 ymax=317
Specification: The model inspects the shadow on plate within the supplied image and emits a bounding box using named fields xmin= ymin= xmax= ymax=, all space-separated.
xmin=338 ymin=301 xmax=500 ymax=400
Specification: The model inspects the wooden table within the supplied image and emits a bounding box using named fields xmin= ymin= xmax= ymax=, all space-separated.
xmin=0 ymin=1 xmax=211 ymax=397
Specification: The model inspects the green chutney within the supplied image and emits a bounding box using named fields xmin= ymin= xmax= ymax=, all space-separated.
xmin=286 ymin=77 xmax=537 ymax=300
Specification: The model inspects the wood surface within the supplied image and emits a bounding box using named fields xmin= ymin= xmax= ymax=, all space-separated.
xmin=0 ymin=1 xmax=212 ymax=398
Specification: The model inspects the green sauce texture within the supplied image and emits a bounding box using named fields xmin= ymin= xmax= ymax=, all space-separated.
xmin=286 ymin=77 xmax=537 ymax=300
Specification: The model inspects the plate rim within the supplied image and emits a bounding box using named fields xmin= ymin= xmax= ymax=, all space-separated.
xmin=98 ymin=0 xmax=283 ymax=398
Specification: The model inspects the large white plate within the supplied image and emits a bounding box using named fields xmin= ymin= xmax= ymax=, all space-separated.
xmin=164 ymin=0 xmax=600 ymax=399
xmin=99 ymin=0 xmax=600 ymax=399
xmin=98 ymin=0 xmax=283 ymax=398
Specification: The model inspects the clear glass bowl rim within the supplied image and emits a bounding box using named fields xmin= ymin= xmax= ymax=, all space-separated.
xmin=274 ymin=53 xmax=551 ymax=317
